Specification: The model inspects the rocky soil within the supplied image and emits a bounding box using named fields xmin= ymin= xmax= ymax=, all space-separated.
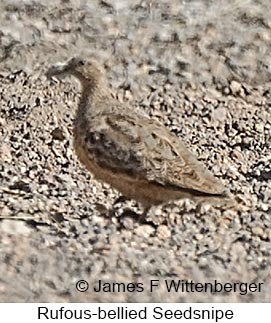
xmin=0 ymin=0 xmax=270 ymax=302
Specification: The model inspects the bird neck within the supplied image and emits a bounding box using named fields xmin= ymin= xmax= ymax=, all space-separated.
xmin=78 ymin=84 xmax=94 ymax=114
xmin=74 ymin=87 xmax=93 ymax=130
xmin=77 ymin=79 xmax=106 ymax=116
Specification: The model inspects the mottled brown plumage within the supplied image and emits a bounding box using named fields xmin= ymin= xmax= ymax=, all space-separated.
xmin=46 ymin=57 xmax=232 ymax=208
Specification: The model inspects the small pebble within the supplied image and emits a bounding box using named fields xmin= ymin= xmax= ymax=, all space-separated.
xmin=251 ymin=226 xmax=264 ymax=237
xmin=230 ymin=80 xmax=242 ymax=95
xmin=156 ymin=225 xmax=171 ymax=239
xmin=51 ymin=127 xmax=66 ymax=141
xmin=134 ymin=225 xmax=155 ymax=238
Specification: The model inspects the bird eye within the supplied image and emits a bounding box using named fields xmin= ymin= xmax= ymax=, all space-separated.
xmin=79 ymin=60 xmax=85 ymax=66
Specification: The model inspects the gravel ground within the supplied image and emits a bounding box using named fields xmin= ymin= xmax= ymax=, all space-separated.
xmin=0 ymin=0 xmax=270 ymax=302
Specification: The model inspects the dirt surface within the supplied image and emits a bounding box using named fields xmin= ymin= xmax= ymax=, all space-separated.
xmin=0 ymin=0 xmax=271 ymax=302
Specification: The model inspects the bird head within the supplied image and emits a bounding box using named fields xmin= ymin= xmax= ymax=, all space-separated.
xmin=46 ymin=57 xmax=104 ymax=87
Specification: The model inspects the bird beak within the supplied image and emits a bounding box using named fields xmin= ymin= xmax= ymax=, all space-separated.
xmin=46 ymin=61 xmax=70 ymax=79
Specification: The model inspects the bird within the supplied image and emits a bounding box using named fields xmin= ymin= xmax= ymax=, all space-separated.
xmin=46 ymin=57 xmax=233 ymax=210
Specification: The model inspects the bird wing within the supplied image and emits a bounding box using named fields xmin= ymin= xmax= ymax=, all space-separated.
xmin=86 ymin=112 xmax=226 ymax=195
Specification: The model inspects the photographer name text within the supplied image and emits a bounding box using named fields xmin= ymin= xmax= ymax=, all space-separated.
xmin=76 ymin=279 xmax=263 ymax=296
